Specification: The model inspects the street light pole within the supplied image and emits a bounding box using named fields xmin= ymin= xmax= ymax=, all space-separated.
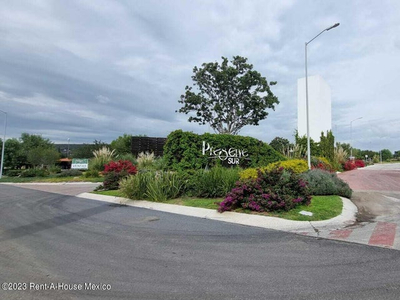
xmin=350 ymin=117 xmax=362 ymax=159
xmin=0 ymin=110 xmax=7 ymax=179
xmin=67 ymin=138 xmax=70 ymax=158
xmin=305 ymin=23 xmax=340 ymax=169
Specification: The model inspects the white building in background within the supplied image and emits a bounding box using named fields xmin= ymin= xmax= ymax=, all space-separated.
xmin=297 ymin=75 xmax=332 ymax=142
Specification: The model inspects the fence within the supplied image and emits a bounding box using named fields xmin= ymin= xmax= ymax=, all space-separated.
xmin=131 ymin=137 xmax=166 ymax=157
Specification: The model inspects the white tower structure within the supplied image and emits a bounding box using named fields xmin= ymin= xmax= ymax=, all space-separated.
xmin=297 ymin=75 xmax=331 ymax=141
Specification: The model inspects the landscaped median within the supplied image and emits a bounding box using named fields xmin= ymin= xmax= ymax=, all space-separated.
xmin=79 ymin=191 xmax=357 ymax=233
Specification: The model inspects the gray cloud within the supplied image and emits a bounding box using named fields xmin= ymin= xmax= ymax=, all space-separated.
xmin=0 ymin=0 xmax=399 ymax=152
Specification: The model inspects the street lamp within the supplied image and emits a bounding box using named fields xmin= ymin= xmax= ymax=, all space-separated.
xmin=350 ymin=117 xmax=362 ymax=159
xmin=305 ymin=23 xmax=340 ymax=169
xmin=67 ymin=138 xmax=70 ymax=158
xmin=0 ymin=110 xmax=7 ymax=179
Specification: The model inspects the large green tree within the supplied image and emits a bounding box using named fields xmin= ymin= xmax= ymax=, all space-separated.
xmin=380 ymin=149 xmax=393 ymax=161
xmin=269 ymin=137 xmax=291 ymax=154
xmin=110 ymin=134 xmax=133 ymax=155
xmin=319 ymin=130 xmax=335 ymax=163
xmin=177 ymin=56 xmax=279 ymax=135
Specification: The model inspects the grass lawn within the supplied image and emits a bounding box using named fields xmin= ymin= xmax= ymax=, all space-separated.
xmin=92 ymin=190 xmax=124 ymax=197
xmin=0 ymin=176 xmax=104 ymax=183
xmin=91 ymin=190 xmax=342 ymax=221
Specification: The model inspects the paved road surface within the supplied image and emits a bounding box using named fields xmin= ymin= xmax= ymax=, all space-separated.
xmin=330 ymin=163 xmax=400 ymax=249
xmin=1 ymin=184 xmax=400 ymax=300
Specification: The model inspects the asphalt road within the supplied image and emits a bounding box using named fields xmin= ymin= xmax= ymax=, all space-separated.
xmin=1 ymin=184 xmax=400 ymax=300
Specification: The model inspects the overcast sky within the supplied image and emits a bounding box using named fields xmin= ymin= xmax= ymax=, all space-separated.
xmin=1 ymin=0 xmax=399 ymax=152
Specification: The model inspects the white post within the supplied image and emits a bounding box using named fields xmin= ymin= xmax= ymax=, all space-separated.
xmin=0 ymin=110 xmax=7 ymax=179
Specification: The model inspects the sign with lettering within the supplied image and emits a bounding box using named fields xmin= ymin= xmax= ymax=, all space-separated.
xmin=202 ymin=141 xmax=248 ymax=165
xmin=71 ymin=158 xmax=89 ymax=170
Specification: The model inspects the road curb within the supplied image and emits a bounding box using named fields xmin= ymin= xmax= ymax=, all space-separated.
xmin=76 ymin=193 xmax=358 ymax=232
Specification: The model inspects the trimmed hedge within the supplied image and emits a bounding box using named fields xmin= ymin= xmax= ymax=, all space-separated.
xmin=163 ymin=130 xmax=285 ymax=170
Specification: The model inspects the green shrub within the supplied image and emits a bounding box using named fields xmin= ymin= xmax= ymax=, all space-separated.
xmin=56 ymin=169 xmax=82 ymax=177
xmin=117 ymin=153 xmax=137 ymax=165
xmin=49 ymin=165 xmax=62 ymax=174
xmin=300 ymin=169 xmax=352 ymax=198
xmin=5 ymin=170 xmax=22 ymax=177
xmin=219 ymin=168 xmax=311 ymax=213
xmin=163 ymin=130 xmax=285 ymax=170
xmin=186 ymin=166 xmax=240 ymax=198
xmin=20 ymin=168 xmax=49 ymax=177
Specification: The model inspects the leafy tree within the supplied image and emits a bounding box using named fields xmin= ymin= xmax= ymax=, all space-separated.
xmin=177 ymin=56 xmax=279 ymax=135
xmin=72 ymin=140 xmax=108 ymax=158
xmin=336 ymin=142 xmax=351 ymax=154
xmin=394 ymin=150 xmax=400 ymax=159
xmin=269 ymin=137 xmax=290 ymax=154
xmin=3 ymin=138 xmax=25 ymax=169
xmin=380 ymin=149 xmax=393 ymax=161
xmin=20 ymin=133 xmax=53 ymax=151
xmin=360 ymin=150 xmax=378 ymax=160
xmin=110 ymin=134 xmax=132 ymax=155
xmin=27 ymin=147 xmax=60 ymax=168
xmin=319 ymin=130 xmax=335 ymax=163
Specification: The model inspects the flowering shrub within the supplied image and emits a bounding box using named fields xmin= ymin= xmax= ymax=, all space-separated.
xmin=310 ymin=157 xmax=334 ymax=172
xmin=101 ymin=160 xmax=138 ymax=190
xmin=239 ymin=159 xmax=308 ymax=180
xmin=343 ymin=159 xmax=365 ymax=171
xmin=219 ymin=167 xmax=311 ymax=213
xmin=104 ymin=160 xmax=138 ymax=174
xmin=354 ymin=159 xmax=365 ymax=168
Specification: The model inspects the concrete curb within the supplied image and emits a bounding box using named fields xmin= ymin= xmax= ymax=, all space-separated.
xmin=76 ymin=193 xmax=358 ymax=233
xmin=1 ymin=182 xmax=99 ymax=185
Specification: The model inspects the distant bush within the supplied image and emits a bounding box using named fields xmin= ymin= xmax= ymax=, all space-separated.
xmin=56 ymin=169 xmax=82 ymax=177
xmin=219 ymin=168 xmax=311 ymax=213
xmin=5 ymin=170 xmax=22 ymax=177
xmin=20 ymin=168 xmax=49 ymax=178
xmin=343 ymin=159 xmax=365 ymax=171
xmin=49 ymin=166 xmax=62 ymax=174
xmin=83 ymin=169 xmax=100 ymax=178
xmin=300 ymin=169 xmax=352 ymax=198
xmin=117 ymin=153 xmax=137 ymax=165
xmin=354 ymin=160 xmax=365 ymax=168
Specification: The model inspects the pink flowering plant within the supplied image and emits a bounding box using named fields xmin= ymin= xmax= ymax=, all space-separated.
xmin=218 ymin=167 xmax=311 ymax=213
